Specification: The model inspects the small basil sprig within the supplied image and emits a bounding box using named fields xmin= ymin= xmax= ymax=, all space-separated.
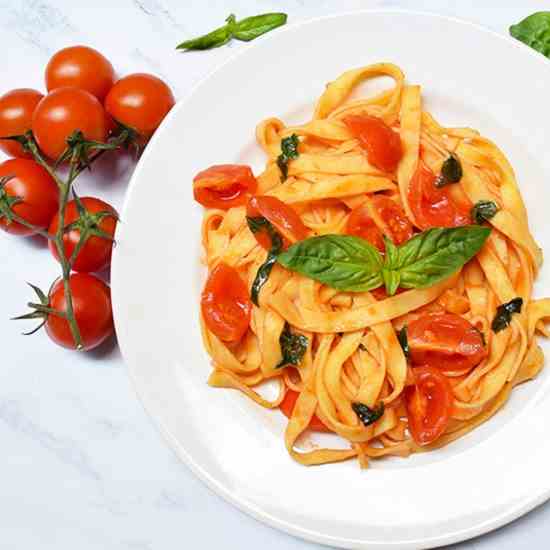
xmin=471 ymin=200 xmax=499 ymax=224
xmin=177 ymin=12 xmax=287 ymax=51
xmin=491 ymin=297 xmax=523 ymax=333
xmin=276 ymin=323 xmax=308 ymax=368
xmin=277 ymin=134 xmax=300 ymax=181
xmin=510 ymin=12 xmax=550 ymax=58
xmin=435 ymin=154 xmax=463 ymax=188
xmin=247 ymin=216 xmax=283 ymax=306
xmin=277 ymin=226 xmax=491 ymax=296
xmin=352 ymin=402 xmax=385 ymax=426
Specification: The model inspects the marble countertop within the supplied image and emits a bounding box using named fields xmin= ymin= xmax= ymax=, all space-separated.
xmin=1 ymin=1 xmax=549 ymax=549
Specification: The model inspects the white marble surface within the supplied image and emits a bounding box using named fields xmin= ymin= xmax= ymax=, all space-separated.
xmin=1 ymin=1 xmax=549 ymax=549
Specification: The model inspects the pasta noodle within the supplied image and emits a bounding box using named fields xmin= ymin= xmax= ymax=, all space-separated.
xmin=196 ymin=63 xmax=550 ymax=468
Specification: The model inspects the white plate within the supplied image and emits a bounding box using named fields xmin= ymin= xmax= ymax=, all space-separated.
xmin=111 ymin=11 xmax=550 ymax=549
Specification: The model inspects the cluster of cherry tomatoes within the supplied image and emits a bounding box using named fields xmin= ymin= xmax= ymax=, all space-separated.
xmin=0 ymin=45 xmax=174 ymax=351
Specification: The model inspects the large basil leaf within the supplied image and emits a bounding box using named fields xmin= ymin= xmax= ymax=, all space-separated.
xmin=277 ymin=234 xmax=384 ymax=292
xmin=510 ymin=12 xmax=550 ymax=58
xmin=385 ymin=225 xmax=491 ymax=290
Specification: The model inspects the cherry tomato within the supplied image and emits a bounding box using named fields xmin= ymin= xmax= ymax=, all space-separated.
xmin=32 ymin=87 xmax=110 ymax=160
xmin=408 ymin=162 xmax=471 ymax=229
xmin=405 ymin=366 xmax=453 ymax=446
xmin=280 ymin=389 xmax=331 ymax=432
xmin=370 ymin=195 xmax=413 ymax=245
xmin=0 ymin=159 xmax=58 ymax=236
xmin=46 ymin=273 xmax=114 ymax=351
xmin=247 ymin=195 xmax=308 ymax=251
xmin=48 ymin=197 xmax=117 ymax=273
xmin=0 ymin=89 xmax=43 ymax=158
xmin=407 ymin=313 xmax=487 ymax=372
xmin=343 ymin=114 xmax=402 ymax=172
xmin=346 ymin=205 xmax=384 ymax=250
xmin=193 ymin=165 xmax=257 ymax=209
xmin=45 ymin=45 xmax=115 ymax=101
xmin=105 ymin=73 xmax=175 ymax=138
xmin=201 ymin=263 xmax=251 ymax=344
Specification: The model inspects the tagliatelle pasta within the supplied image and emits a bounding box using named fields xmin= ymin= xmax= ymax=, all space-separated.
xmin=195 ymin=63 xmax=550 ymax=468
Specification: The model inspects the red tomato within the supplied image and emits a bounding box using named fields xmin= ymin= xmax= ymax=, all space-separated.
xmin=346 ymin=204 xmax=384 ymax=250
xmin=105 ymin=73 xmax=175 ymax=138
xmin=279 ymin=389 xmax=331 ymax=432
xmin=247 ymin=195 xmax=308 ymax=251
xmin=201 ymin=263 xmax=251 ymax=344
xmin=405 ymin=366 xmax=453 ymax=446
xmin=408 ymin=162 xmax=471 ymax=229
xmin=45 ymin=45 xmax=115 ymax=101
xmin=0 ymin=159 xmax=58 ymax=236
xmin=370 ymin=195 xmax=413 ymax=245
xmin=48 ymin=197 xmax=117 ymax=273
xmin=343 ymin=114 xmax=402 ymax=172
xmin=194 ymin=165 xmax=257 ymax=209
xmin=46 ymin=273 xmax=114 ymax=351
xmin=0 ymin=89 xmax=43 ymax=158
xmin=407 ymin=313 xmax=487 ymax=372
xmin=32 ymin=87 xmax=110 ymax=160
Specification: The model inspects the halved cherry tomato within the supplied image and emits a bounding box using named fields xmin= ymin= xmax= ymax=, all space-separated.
xmin=0 ymin=88 xmax=43 ymax=158
xmin=408 ymin=162 xmax=471 ymax=229
xmin=405 ymin=366 xmax=453 ymax=446
xmin=346 ymin=205 xmax=384 ymax=250
xmin=346 ymin=196 xmax=412 ymax=250
xmin=343 ymin=114 xmax=402 ymax=172
xmin=370 ymin=195 xmax=413 ymax=245
xmin=280 ymin=389 xmax=331 ymax=432
xmin=193 ymin=165 xmax=257 ymax=209
xmin=201 ymin=263 xmax=251 ymax=344
xmin=407 ymin=313 xmax=487 ymax=372
xmin=247 ymin=195 xmax=308 ymax=251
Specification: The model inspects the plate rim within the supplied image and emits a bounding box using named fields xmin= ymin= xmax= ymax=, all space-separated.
xmin=111 ymin=9 xmax=550 ymax=549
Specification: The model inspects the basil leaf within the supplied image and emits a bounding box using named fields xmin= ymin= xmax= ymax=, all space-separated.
xmin=510 ymin=12 xmax=550 ymax=58
xmin=177 ymin=12 xmax=288 ymax=51
xmin=397 ymin=326 xmax=409 ymax=357
xmin=233 ymin=13 xmax=287 ymax=41
xmin=277 ymin=134 xmax=300 ymax=181
xmin=491 ymin=297 xmax=523 ymax=333
xmin=281 ymin=134 xmax=300 ymax=160
xmin=176 ymin=25 xmax=232 ymax=51
xmin=388 ymin=225 xmax=491 ymax=291
xmin=247 ymin=216 xmax=283 ymax=306
xmin=435 ymin=154 xmax=462 ymax=187
xmin=277 ymin=235 xmax=384 ymax=292
xmin=352 ymin=402 xmax=385 ymax=427
xmin=276 ymin=323 xmax=308 ymax=368
xmin=276 ymin=155 xmax=289 ymax=181
xmin=471 ymin=200 xmax=499 ymax=224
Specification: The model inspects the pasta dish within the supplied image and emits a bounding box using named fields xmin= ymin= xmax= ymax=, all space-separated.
xmin=192 ymin=63 xmax=550 ymax=467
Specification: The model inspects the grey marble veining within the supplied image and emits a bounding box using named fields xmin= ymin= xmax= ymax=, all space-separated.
xmin=0 ymin=1 xmax=548 ymax=549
